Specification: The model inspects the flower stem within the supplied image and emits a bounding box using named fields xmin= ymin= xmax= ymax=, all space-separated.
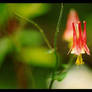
xmin=49 ymin=3 xmax=64 ymax=89
xmin=14 ymin=12 xmax=52 ymax=49
xmin=61 ymin=55 xmax=75 ymax=73
xmin=12 ymin=11 xmax=53 ymax=88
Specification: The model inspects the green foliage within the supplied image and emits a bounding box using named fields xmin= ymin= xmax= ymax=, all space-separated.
xmin=13 ymin=30 xmax=44 ymax=47
xmin=61 ymin=64 xmax=68 ymax=68
xmin=20 ymin=47 xmax=56 ymax=68
xmin=0 ymin=37 xmax=13 ymax=67
xmin=0 ymin=61 xmax=17 ymax=89
xmin=27 ymin=67 xmax=51 ymax=89
xmin=0 ymin=3 xmax=9 ymax=26
xmin=54 ymin=72 xmax=67 ymax=81
xmin=7 ymin=3 xmax=51 ymax=19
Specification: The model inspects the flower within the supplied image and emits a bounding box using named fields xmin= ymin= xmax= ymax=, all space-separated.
xmin=63 ymin=9 xmax=79 ymax=42
xmin=69 ymin=21 xmax=90 ymax=65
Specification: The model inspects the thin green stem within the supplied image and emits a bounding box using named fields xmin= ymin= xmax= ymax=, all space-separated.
xmin=60 ymin=55 xmax=75 ymax=74
xmin=14 ymin=12 xmax=52 ymax=49
xmin=49 ymin=55 xmax=75 ymax=89
xmin=49 ymin=79 xmax=54 ymax=89
xmin=54 ymin=3 xmax=64 ymax=71
xmin=11 ymin=12 xmax=52 ymax=88
xmin=49 ymin=3 xmax=64 ymax=89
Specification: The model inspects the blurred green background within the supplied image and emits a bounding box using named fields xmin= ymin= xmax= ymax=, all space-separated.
xmin=0 ymin=3 xmax=92 ymax=89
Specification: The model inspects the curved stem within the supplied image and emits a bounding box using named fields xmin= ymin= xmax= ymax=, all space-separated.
xmin=49 ymin=3 xmax=64 ymax=89
xmin=14 ymin=12 xmax=52 ymax=49
xmin=12 ymin=8 xmax=53 ymax=89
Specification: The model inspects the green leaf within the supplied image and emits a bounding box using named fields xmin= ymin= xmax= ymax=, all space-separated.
xmin=19 ymin=47 xmax=56 ymax=68
xmin=54 ymin=72 xmax=67 ymax=81
xmin=0 ymin=37 xmax=13 ymax=67
xmin=7 ymin=3 xmax=51 ymax=19
xmin=0 ymin=3 xmax=9 ymax=26
xmin=61 ymin=64 xmax=68 ymax=69
xmin=13 ymin=30 xmax=44 ymax=47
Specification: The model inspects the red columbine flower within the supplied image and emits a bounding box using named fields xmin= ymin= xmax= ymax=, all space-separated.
xmin=63 ymin=9 xmax=79 ymax=42
xmin=69 ymin=21 xmax=90 ymax=65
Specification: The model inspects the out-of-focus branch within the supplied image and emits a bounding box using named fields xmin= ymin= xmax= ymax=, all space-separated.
xmin=14 ymin=12 xmax=52 ymax=49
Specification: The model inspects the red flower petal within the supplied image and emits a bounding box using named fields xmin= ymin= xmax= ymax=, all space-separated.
xmin=72 ymin=22 xmax=77 ymax=47
xmin=83 ymin=21 xmax=87 ymax=44
xmin=84 ymin=43 xmax=90 ymax=55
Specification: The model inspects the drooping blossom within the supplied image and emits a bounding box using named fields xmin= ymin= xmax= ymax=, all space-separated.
xmin=63 ymin=9 xmax=79 ymax=42
xmin=69 ymin=21 xmax=90 ymax=65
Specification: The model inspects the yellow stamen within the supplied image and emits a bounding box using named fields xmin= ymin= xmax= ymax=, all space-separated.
xmin=75 ymin=54 xmax=84 ymax=65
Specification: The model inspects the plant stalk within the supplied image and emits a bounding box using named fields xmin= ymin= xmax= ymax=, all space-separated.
xmin=49 ymin=3 xmax=64 ymax=89
xmin=14 ymin=12 xmax=52 ymax=49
